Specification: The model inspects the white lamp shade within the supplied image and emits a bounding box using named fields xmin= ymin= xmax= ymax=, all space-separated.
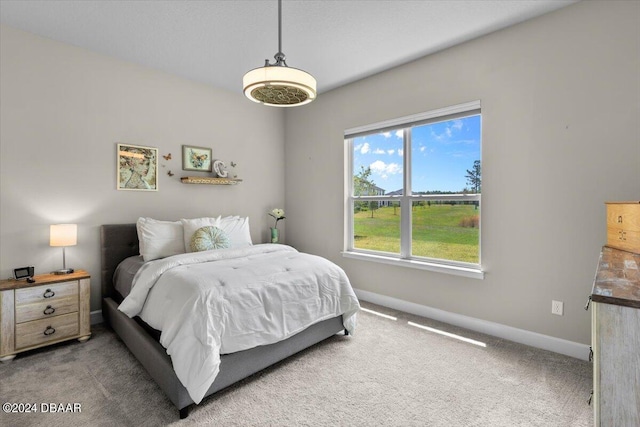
xmin=243 ymin=66 xmax=316 ymax=107
xmin=50 ymin=224 xmax=77 ymax=247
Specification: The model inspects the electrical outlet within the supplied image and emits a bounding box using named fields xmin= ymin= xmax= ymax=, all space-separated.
xmin=552 ymin=300 xmax=564 ymax=316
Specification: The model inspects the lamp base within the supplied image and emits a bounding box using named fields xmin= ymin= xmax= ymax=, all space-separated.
xmin=53 ymin=268 xmax=74 ymax=275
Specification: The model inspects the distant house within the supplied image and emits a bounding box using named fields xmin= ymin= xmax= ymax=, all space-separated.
xmin=371 ymin=185 xmax=386 ymax=207
xmin=371 ymin=185 xmax=386 ymax=196
xmin=380 ymin=189 xmax=402 ymax=207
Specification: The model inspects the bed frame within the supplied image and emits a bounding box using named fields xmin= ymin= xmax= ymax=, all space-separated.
xmin=100 ymin=224 xmax=346 ymax=419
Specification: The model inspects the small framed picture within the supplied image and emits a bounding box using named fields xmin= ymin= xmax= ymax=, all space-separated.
xmin=117 ymin=143 xmax=158 ymax=191
xmin=182 ymin=145 xmax=212 ymax=172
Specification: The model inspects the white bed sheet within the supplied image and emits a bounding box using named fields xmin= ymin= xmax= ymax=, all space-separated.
xmin=118 ymin=244 xmax=359 ymax=404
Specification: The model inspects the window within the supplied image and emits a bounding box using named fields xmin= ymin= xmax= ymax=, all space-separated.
xmin=344 ymin=101 xmax=482 ymax=278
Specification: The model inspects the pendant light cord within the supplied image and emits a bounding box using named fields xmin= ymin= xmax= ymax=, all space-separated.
xmin=278 ymin=0 xmax=282 ymax=55
xmin=273 ymin=0 xmax=286 ymax=66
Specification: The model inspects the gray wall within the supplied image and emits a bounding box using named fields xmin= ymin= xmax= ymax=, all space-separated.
xmin=1 ymin=1 xmax=638 ymax=346
xmin=0 ymin=25 xmax=285 ymax=311
xmin=284 ymin=1 xmax=640 ymax=345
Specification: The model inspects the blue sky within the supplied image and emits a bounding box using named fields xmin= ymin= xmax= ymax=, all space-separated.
xmin=352 ymin=115 xmax=481 ymax=193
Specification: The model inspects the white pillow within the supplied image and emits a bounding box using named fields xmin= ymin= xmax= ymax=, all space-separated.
xmin=219 ymin=216 xmax=253 ymax=248
xmin=136 ymin=217 xmax=185 ymax=261
xmin=221 ymin=215 xmax=239 ymax=219
xmin=181 ymin=216 xmax=221 ymax=252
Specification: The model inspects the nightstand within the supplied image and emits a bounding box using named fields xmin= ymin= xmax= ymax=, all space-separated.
xmin=0 ymin=270 xmax=91 ymax=362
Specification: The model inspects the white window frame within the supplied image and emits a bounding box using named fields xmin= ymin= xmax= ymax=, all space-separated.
xmin=343 ymin=101 xmax=484 ymax=279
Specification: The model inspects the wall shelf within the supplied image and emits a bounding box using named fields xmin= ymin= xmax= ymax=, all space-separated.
xmin=180 ymin=176 xmax=242 ymax=185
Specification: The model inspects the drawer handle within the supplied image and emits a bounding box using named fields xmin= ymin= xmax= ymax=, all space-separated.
xmin=617 ymin=215 xmax=623 ymax=223
xmin=43 ymin=289 xmax=55 ymax=298
xmin=584 ymin=295 xmax=591 ymax=311
xmin=618 ymin=230 xmax=626 ymax=241
xmin=588 ymin=346 xmax=593 ymax=362
xmin=43 ymin=326 xmax=56 ymax=336
xmin=43 ymin=305 xmax=56 ymax=315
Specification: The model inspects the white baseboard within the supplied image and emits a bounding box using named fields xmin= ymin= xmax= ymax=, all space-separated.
xmin=90 ymin=310 xmax=103 ymax=325
xmin=354 ymin=288 xmax=590 ymax=361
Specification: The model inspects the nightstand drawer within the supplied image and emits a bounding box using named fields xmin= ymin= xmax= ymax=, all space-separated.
xmin=15 ymin=296 xmax=78 ymax=324
xmin=15 ymin=312 xmax=79 ymax=350
xmin=15 ymin=281 xmax=78 ymax=306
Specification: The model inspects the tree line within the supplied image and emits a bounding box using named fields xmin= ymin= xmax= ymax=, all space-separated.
xmin=354 ymin=160 xmax=481 ymax=197
xmin=354 ymin=160 xmax=481 ymax=216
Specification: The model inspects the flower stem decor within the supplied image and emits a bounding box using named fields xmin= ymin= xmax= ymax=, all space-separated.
xmin=269 ymin=208 xmax=285 ymax=243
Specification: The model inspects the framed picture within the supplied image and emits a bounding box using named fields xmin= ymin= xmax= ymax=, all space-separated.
xmin=117 ymin=143 xmax=158 ymax=191
xmin=182 ymin=145 xmax=212 ymax=172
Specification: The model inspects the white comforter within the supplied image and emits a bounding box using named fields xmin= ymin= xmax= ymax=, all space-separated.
xmin=118 ymin=244 xmax=360 ymax=404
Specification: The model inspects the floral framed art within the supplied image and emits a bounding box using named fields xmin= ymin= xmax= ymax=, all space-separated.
xmin=182 ymin=145 xmax=212 ymax=172
xmin=117 ymin=143 xmax=158 ymax=191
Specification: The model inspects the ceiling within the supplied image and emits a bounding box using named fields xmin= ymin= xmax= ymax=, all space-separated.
xmin=0 ymin=0 xmax=578 ymax=95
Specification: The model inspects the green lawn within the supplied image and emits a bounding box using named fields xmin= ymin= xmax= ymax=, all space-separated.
xmin=353 ymin=204 xmax=480 ymax=263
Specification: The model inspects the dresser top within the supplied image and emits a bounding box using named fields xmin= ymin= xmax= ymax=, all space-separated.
xmin=592 ymin=247 xmax=640 ymax=308
xmin=0 ymin=269 xmax=90 ymax=291
xmin=605 ymin=200 xmax=640 ymax=204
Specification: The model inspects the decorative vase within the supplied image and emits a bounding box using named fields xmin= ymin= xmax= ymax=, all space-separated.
xmin=270 ymin=227 xmax=279 ymax=243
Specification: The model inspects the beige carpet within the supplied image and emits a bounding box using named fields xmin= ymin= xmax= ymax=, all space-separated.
xmin=0 ymin=301 xmax=592 ymax=426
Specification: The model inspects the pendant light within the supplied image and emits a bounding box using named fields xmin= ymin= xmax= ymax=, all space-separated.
xmin=243 ymin=0 xmax=316 ymax=107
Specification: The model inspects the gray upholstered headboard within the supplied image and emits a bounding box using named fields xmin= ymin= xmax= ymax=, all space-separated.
xmin=100 ymin=224 xmax=139 ymax=300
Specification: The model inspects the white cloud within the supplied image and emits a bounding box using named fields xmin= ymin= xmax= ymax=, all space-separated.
xmin=382 ymin=132 xmax=391 ymax=138
xmin=387 ymin=149 xmax=395 ymax=155
xmin=398 ymin=149 xmax=404 ymax=156
xmin=420 ymin=146 xmax=426 ymax=152
xmin=373 ymin=148 xmax=386 ymax=154
xmin=395 ymin=130 xmax=403 ymax=139
xmin=370 ymin=160 xmax=402 ymax=179
xmin=360 ymin=142 xmax=370 ymax=154
xmin=386 ymin=163 xmax=401 ymax=174
xmin=430 ymin=120 xmax=464 ymax=141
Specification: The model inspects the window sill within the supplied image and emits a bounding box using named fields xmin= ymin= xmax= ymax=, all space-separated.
xmin=341 ymin=251 xmax=484 ymax=280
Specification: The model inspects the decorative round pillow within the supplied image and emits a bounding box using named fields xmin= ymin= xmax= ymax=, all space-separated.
xmin=190 ymin=226 xmax=230 ymax=252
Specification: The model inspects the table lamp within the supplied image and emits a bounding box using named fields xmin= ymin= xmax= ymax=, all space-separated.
xmin=50 ymin=224 xmax=77 ymax=274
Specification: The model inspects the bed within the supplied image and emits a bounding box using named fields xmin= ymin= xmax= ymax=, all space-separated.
xmin=100 ymin=223 xmax=359 ymax=419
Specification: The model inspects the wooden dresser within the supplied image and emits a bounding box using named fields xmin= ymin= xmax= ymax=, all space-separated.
xmin=0 ymin=270 xmax=91 ymax=362
xmin=590 ymin=247 xmax=640 ymax=426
